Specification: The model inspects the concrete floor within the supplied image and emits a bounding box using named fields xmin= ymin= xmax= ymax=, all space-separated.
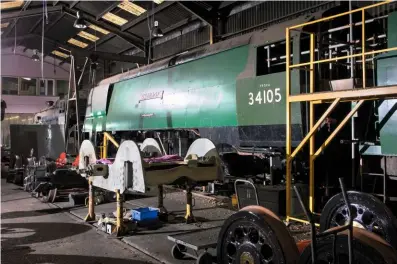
xmin=1 ymin=179 xmax=160 ymax=264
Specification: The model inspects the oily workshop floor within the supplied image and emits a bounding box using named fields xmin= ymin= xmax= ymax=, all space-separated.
xmin=1 ymin=179 xmax=159 ymax=264
xmin=1 ymin=178 xmax=312 ymax=264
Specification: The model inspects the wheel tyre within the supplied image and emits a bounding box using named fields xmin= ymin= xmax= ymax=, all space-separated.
xmin=217 ymin=206 xmax=299 ymax=264
xmin=197 ymin=252 xmax=212 ymax=264
xmin=320 ymin=191 xmax=397 ymax=249
xmin=171 ymin=244 xmax=186 ymax=259
xmin=298 ymin=227 xmax=397 ymax=264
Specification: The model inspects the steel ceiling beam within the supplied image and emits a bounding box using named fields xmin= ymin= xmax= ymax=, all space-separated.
xmin=90 ymin=51 xmax=149 ymax=65
xmin=69 ymin=1 xmax=79 ymax=8
xmin=1 ymin=5 xmax=62 ymax=20
xmin=62 ymin=5 xmax=145 ymax=51
xmin=121 ymin=1 xmax=174 ymax=32
xmin=2 ymin=0 xmax=32 ymax=37
xmin=87 ymin=33 xmax=115 ymax=51
xmin=177 ymin=2 xmax=214 ymax=26
xmin=95 ymin=1 xmax=121 ymax=21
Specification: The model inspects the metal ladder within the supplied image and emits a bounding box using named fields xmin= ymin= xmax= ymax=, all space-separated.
xmin=360 ymin=154 xmax=397 ymax=203
xmin=64 ymin=55 xmax=88 ymax=155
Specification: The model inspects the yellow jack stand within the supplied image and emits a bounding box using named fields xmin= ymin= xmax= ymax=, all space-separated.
xmin=84 ymin=179 xmax=96 ymax=222
xmin=114 ymin=189 xmax=127 ymax=237
xmin=185 ymin=186 xmax=195 ymax=224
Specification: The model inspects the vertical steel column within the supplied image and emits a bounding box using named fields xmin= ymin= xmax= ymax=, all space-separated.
xmin=309 ymin=33 xmax=315 ymax=213
xmin=285 ymin=28 xmax=292 ymax=221
xmin=362 ymin=10 xmax=366 ymax=89
xmin=84 ymin=179 xmax=96 ymax=222
xmin=349 ymin=0 xmax=357 ymax=189
xmin=103 ymin=133 xmax=107 ymax=159
xmin=209 ymin=25 xmax=214 ymax=45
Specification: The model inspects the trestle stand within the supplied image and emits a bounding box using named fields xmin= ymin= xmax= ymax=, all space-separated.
xmin=84 ymin=179 xmax=96 ymax=222
xmin=115 ymin=189 xmax=127 ymax=237
xmin=185 ymin=186 xmax=195 ymax=224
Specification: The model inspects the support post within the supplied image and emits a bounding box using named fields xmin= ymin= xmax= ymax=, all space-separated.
xmin=362 ymin=9 xmax=366 ymax=89
xmin=158 ymin=185 xmax=167 ymax=214
xmin=102 ymin=133 xmax=107 ymax=159
xmin=115 ymin=189 xmax=126 ymax=236
xmin=185 ymin=186 xmax=195 ymax=223
xmin=209 ymin=25 xmax=214 ymax=45
xmin=309 ymin=33 xmax=315 ymax=213
xmin=285 ymin=27 xmax=292 ymax=222
xmin=84 ymin=179 xmax=96 ymax=222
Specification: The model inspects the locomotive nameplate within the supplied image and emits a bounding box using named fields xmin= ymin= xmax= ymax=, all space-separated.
xmin=139 ymin=91 xmax=164 ymax=102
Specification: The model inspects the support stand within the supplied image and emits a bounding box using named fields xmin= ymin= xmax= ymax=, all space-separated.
xmin=84 ymin=179 xmax=96 ymax=222
xmin=158 ymin=185 xmax=168 ymax=214
xmin=185 ymin=186 xmax=195 ymax=224
xmin=115 ymin=189 xmax=127 ymax=237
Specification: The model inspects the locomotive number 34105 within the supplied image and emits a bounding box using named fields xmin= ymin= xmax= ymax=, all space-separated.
xmin=248 ymin=88 xmax=281 ymax=105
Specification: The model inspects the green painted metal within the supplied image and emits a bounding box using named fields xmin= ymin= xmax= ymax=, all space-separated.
xmin=104 ymin=46 xmax=249 ymax=131
xmin=374 ymin=11 xmax=397 ymax=156
xmin=236 ymin=71 xmax=301 ymax=126
xmin=376 ymin=56 xmax=397 ymax=156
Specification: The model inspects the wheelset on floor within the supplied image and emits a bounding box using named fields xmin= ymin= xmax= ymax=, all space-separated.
xmin=216 ymin=178 xmax=397 ymax=264
xmin=319 ymin=191 xmax=397 ymax=249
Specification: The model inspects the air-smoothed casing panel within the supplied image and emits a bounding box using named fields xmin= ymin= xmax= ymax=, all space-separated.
xmin=83 ymin=84 xmax=110 ymax=132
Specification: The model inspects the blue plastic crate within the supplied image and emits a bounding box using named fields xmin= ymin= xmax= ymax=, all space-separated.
xmin=131 ymin=207 xmax=159 ymax=221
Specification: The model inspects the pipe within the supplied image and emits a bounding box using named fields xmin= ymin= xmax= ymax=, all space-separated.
xmin=349 ymin=0 xmax=356 ymax=188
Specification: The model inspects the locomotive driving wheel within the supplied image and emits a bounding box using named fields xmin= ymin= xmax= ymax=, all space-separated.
xmin=299 ymin=227 xmax=397 ymax=264
xmin=217 ymin=206 xmax=299 ymax=264
xmin=320 ymin=191 xmax=397 ymax=249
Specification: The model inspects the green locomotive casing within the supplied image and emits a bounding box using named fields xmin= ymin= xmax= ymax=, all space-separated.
xmin=83 ymin=17 xmax=309 ymax=149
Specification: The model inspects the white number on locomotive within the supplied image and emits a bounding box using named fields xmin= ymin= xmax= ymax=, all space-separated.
xmin=248 ymin=88 xmax=281 ymax=105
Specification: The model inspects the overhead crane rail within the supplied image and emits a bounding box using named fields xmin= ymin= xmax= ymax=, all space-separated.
xmin=285 ymin=0 xmax=397 ymax=224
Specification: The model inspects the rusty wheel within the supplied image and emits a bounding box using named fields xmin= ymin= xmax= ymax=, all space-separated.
xmin=299 ymin=227 xmax=397 ymax=264
xmin=217 ymin=206 xmax=299 ymax=264
xmin=320 ymin=191 xmax=397 ymax=249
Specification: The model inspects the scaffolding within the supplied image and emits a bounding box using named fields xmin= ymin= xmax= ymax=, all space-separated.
xmin=285 ymin=0 xmax=397 ymax=224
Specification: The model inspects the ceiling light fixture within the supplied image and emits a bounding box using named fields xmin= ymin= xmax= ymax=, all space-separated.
xmin=102 ymin=12 xmax=128 ymax=26
xmin=68 ymin=38 xmax=89 ymax=48
xmin=153 ymin=0 xmax=164 ymax=4
xmin=118 ymin=1 xmax=146 ymax=16
xmin=31 ymin=49 xmax=40 ymax=62
xmin=78 ymin=31 xmax=99 ymax=42
xmin=152 ymin=21 xmax=163 ymax=37
xmin=88 ymin=24 xmax=110 ymax=35
xmin=74 ymin=11 xmax=87 ymax=29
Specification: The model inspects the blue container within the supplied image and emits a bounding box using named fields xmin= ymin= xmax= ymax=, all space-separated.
xmin=131 ymin=207 xmax=159 ymax=221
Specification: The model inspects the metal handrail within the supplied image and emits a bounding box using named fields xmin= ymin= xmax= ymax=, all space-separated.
xmin=285 ymin=0 xmax=396 ymax=222
xmin=234 ymin=179 xmax=259 ymax=210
